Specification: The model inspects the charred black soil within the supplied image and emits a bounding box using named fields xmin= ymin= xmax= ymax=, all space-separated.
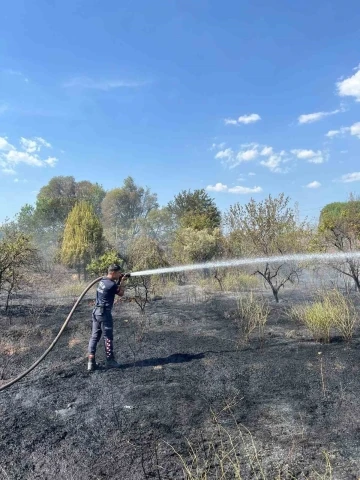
xmin=1 ymin=286 xmax=360 ymax=479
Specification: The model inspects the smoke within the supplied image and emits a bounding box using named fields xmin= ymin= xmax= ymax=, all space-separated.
xmin=130 ymin=251 xmax=360 ymax=277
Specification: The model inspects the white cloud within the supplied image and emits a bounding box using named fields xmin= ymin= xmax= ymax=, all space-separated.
xmin=211 ymin=142 xmax=226 ymax=150
xmin=45 ymin=157 xmax=58 ymax=167
xmin=306 ymin=181 xmax=321 ymax=189
xmin=224 ymin=113 xmax=261 ymax=125
xmin=237 ymin=113 xmax=261 ymax=124
xmin=215 ymin=148 xmax=234 ymax=160
xmin=64 ymin=77 xmax=146 ymax=90
xmin=349 ymin=122 xmax=360 ymax=138
xmin=248 ymin=172 xmax=256 ymax=176
xmin=0 ymin=137 xmax=14 ymax=151
xmin=0 ymin=135 xmax=58 ymax=174
xmin=260 ymin=146 xmax=273 ymax=156
xmin=325 ymin=122 xmax=360 ymax=140
xmin=228 ymin=185 xmax=262 ymax=194
xmin=5 ymin=150 xmax=44 ymax=167
xmin=237 ymin=148 xmax=258 ymax=162
xmin=206 ymin=182 xmax=228 ymax=192
xmin=260 ymin=154 xmax=284 ymax=173
xmin=339 ymin=172 xmax=360 ymax=183
xmin=20 ymin=136 xmax=52 ymax=153
xmin=291 ymin=149 xmax=325 ymax=164
xmin=298 ymin=109 xmax=340 ymax=124
xmin=325 ymin=129 xmax=341 ymax=137
xmin=215 ymin=142 xmax=288 ymax=173
xmin=337 ymin=68 xmax=360 ymax=102
xmin=206 ymin=183 xmax=262 ymax=194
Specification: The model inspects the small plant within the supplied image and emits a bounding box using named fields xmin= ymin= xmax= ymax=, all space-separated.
xmin=288 ymin=289 xmax=357 ymax=343
xmin=56 ymin=281 xmax=89 ymax=299
xmin=127 ymin=276 xmax=150 ymax=314
xmin=223 ymin=271 xmax=259 ymax=292
xmin=234 ymin=292 xmax=270 ymax=344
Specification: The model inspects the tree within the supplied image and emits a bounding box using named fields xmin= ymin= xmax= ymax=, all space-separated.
xmin=224 ymin=193 xmax=310 ymax=302
xmin=172 ymin=227 xmax=223 ymax=264
xmin=127 ymin=236 xmax=169 ymax=272
xmin=35 ymin=176 xmax=105 ymax=228
xmin=167 ymin=189 xmax=221 ymax=229
xmin=86 ymin=250 xmax=126 ymax=277
xmin=101 ymin=177 xmax=158 ymax=250
xmin=318 ymin=199 xmax=360 ymax=291
xmin=138 ymin=208 xmax=177 ymax=248
xmin=60 ymin=202 xmax=104 ymax=279
xmin=0 ymin=223 xmax=38 ymax=311
xmin=75 ymin=181 xmax=106 ymax=217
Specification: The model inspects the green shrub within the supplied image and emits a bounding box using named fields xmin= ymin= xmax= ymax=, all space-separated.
xmin=289 ymin=289 xmax=357 ymax=342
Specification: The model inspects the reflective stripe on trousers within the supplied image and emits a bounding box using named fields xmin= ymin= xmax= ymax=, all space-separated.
xmin=88 ymin=307 xmax=114 ymax=359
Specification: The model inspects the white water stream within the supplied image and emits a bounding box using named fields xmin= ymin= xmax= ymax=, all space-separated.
xmin=130 ymin=251 xmax=360 ymax=277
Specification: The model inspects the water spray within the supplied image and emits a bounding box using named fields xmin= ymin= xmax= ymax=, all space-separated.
xmin=130 ymin=251 xmax=360 ymax=277
xmin=1 ymin=250 xmax=360 ymax=392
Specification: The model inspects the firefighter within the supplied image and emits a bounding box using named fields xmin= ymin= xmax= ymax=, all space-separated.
xmin=87 ymin=264 xmax=129 ymax=371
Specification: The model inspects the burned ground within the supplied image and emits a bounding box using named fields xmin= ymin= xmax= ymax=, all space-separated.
xmin=1 ymin=282 xmax=360 ymax=479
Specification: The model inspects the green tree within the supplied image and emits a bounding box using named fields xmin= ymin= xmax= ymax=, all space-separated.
xmin=224 ymin=193 xmax=311 ymax=302
xmin=319 ymin=199 xmax=360 ymax=291
xmin=138 ymin=208 xmax=177 ymax=248
xmin=167 ymin=189 xmax=221 ymax=229
xmin=127 ymin=236 xmax=169 ymax=272
xmin=60 ymin=202 xmax=104 ymax=279
xmin=86 ymin=250 xmax=125 ymax=277
xmin=172 ymin=227 xmax=223 ymax=264
xmin=35 ymin=176 xmax=105 ymax=228
xmin=101 ymin=177 xmax=158 ymax=250
xmin=0 ymin=222 xmax=38 ymax=311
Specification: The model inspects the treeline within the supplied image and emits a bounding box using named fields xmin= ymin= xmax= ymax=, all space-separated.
xmin=1 ymin=176 xmax=360 ymax=303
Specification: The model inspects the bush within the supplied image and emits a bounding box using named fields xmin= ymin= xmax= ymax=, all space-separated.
xmin=289 ymin=289 xmax=357 ymax=342
xmin=195 ymin=270 xmax=259 ymax=293
xmin=234 ymin=292 xmax=270 ymax=343
xmin=86 ymin=250 xmax=125 ymax=277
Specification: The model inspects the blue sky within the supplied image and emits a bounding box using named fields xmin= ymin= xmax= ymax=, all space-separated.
xmin=1 ymin=0 xmax=360 ymax=224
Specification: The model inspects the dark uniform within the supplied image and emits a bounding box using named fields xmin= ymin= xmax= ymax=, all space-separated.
xmin=88 ymin=277 xmax=119 ymax=360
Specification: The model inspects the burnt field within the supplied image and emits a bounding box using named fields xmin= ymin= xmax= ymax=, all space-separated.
xmin=1 ymin=275 xmax=360 ymax=479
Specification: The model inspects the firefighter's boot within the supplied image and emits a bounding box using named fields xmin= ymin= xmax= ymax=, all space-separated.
xmin=105 ymin=356 xmax=121 ymax=368
xmin=87 ymin=354 xmax=98 ymax=372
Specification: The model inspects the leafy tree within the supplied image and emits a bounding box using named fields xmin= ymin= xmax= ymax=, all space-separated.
xmin=86 ymin=250 xmax=126 ymax=277
xmin=224 ymin=193 xmax=310 ymax=302
xmin=0 ymin=223 xmax=38 ymax=311
xmin=127 ymin=236 xmax=169 ymax=272
xmin=60 ymin=202 xmax=104 ymax=279
xmin=75 ymin=181 xmax=106 ymax=216
xmin=318 ymin=199 xmax=360 ymax=291
xmin=172 ymin=227 xmax=223 ymax=264
xmin=138 ymin=208 xmax=177 ymax=248
xmin=35 ymin=176 xmax=105 ymax=228
xmin=167 ymin=189 xmax=221 ymax=229
xmin=101 ymin=177 xmax=158 ymax=250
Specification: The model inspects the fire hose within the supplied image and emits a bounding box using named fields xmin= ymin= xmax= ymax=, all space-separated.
xmin=0 ymin=274 xmax=130 ymax=393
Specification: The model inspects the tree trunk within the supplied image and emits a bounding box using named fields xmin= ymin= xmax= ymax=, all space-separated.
xmin=271 ymin=287 xmax=279 ymax=303
xmin=352 ymin=274 xmax=360 ymax=292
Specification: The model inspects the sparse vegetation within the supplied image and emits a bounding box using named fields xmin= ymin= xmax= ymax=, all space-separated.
xmin=234 ymin=292 xmax=270 ymax=343
xmin=2 ymin=177 xmax=360 ymax=478
xmin=288 ymin=289 xmax=357 ymax=342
